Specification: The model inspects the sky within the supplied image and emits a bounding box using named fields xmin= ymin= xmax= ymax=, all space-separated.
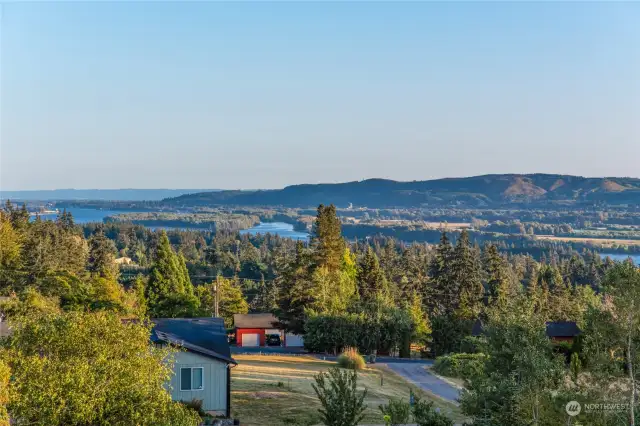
xmin=1 ymin=2 xmax=638 ymax=190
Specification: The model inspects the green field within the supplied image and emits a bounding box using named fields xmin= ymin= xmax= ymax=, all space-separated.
xmin=231 ymin=355 xmax=463 ymax=426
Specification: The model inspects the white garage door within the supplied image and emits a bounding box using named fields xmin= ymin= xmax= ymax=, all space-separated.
xmin=285 ymin=333 xmax=304 ymax=347
xmin=241 ymin=333 xmax=260 ymax=347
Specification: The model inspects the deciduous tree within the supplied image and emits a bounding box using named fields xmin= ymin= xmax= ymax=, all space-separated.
xmin=3 ymin=311 xmax=200 ymax=426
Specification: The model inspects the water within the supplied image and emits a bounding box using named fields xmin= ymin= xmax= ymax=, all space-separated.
xmin=600 ymin=253 xmax=640 ymax=264
xmin=240 ymin=222 xmax=309 ymax=240
xmin=32 ymin=208 xmax=136 ymax=224
xmin=35 ymin=209 xmax=310 ymax=239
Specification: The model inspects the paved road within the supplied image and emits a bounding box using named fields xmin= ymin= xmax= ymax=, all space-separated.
xmin=385 ymin=362 xmax=461 ymax=404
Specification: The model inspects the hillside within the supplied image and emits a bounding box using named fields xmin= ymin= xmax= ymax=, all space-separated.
xmin=163 ymin=174 xmax=640 ymax=208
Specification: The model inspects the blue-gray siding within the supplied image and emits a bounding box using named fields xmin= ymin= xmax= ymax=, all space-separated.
xmin=168 ymin=351 xmax=228 ymax=413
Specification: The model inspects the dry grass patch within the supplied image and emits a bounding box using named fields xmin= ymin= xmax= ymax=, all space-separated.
xmin=423 ymin=222 xmax=472 ymax=230
xmin=231 ymin=355 xmax=463 ymax=426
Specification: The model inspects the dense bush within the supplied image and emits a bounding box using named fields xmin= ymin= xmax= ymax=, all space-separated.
xmin=432 ymin=353 xmax=487 ymax=380
xmin=379 ymin=398 xmax=410 ymax=426
xmin=304 ymin=309 xmax=412 ymax=354
xmin=180 ymin=398 xmax=205 ymax=417
xmin=337 ymin=347 xmax=366 ymax=370
xmin=459 ymin=336 xmax=482 ymax=354
xmin=412 ymin=398 xmax=454 ymax=426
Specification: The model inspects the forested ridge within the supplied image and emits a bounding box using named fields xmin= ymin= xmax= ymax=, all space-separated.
xmin=164 ymin=173 xmax=640 ymax=208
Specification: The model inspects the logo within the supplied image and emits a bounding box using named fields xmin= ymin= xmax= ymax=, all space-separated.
xmin=566 ymin=401 xmax=581 ymax=416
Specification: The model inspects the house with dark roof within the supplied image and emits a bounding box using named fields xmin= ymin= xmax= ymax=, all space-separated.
xmin=545 ymin=321 xmax=581 ymax=343
xmin=151 ymin=317 xmax=236 ymax=417
xmin=234 ymin=313 xmax=304 ymax=348
xmin=471 ymin=319 xmax=581 ymax=344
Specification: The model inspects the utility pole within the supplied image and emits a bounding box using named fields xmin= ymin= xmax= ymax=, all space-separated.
xmin=214 ymin=281 xmax=219 ymax=318
xmin=211 ymin=277 xmax=220 ymax=318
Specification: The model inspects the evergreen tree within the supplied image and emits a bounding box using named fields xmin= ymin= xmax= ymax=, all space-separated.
xmin=5 ymin=201 xmax=30 ymax=231
xmin=87 ymin=226 xmax=119 ymax=281
xmin=538 ymin=265 xmax=571 ymax=321
xmin=379 ymin=239 xmax=400 ymax=284
xmin=56 ymin=210 xmax=75 ymax=232
xmin=177 ymin=252 xmax=195 ymax=296
xmin=145 ymin=231 xmax=198 ymax=318
xmin=311 ymin=204 xmax=345 ymax=273
xmin=356 ymin=246 xmax=387 ymax=304
xmin=275 ymin=241 xmax=315 ymax=334
xmin=483 ymin=244 xmax=512 ymax=306
xmin=428 ymin=232 xmax=454 ymax=315
xmin=450 ymin=230 xmax=483 ymax=320
xmin=251 ymin=275 xmax=279 ymax=313
xmin=407 ymin=290 xmax=431 ymax=346
xmin=22 ymin=218 xmax=88 ymax=282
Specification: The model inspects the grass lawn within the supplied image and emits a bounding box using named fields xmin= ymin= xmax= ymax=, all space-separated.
xmin=231 ymin=355 xmax=464 ymax=426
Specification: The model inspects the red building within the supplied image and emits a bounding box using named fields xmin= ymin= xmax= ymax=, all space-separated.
xmin=233 ymin=313 xmax=304 ymax=348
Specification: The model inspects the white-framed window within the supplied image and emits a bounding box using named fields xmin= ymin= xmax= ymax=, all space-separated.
xmin=180 ymin=367 xmax=204 ymax=391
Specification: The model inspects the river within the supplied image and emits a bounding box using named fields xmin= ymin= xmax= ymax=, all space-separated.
xmin=34 ymin=208 xmax=310 ymax=240
xmin=240 ymin=222 xmax=309 ymax=240
xmin=600 ymin=253 xmax=640 ymax=264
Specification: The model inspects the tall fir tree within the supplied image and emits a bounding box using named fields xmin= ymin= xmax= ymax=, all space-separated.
xmin=251 ymin=275 xmax=279 ymax=313
xmin=56 ymin=210 xmax=75 ymax=232
xmin=275 ymin=240 xmax=315 ymax=334
xmin=483 ymin=243 xmax=513 ymax=307
xmin=311 ymin=204 xmax=345 ymax=273
xmin=450 ymin=230 xmax=483 ymax=320
xmin=429 ymin=232 xmax=455 ymax=315
xmin=356 ymin=246 xmax=387 ymax=304
xmin=87 ymin=226 xmax=119 ymax=281
xmin=145 ymin=231 xmax=198 ymax=318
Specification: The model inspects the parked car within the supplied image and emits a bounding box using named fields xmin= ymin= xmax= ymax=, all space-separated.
xmin=266 ymin=334 xmax=281 ymax=346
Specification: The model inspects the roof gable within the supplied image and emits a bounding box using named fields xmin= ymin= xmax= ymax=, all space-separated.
xmin=151 ymin=317 xmax=235 ymax=364
xmin=545 ymin=321 xmax=581 ymax=337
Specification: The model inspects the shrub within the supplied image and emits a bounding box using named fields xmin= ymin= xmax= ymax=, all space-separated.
xmin=551 ymin=340 xmax=573 ymax=363
xmin=570 ymin=352 xmax=582 ymax=380
xmin=180 ymin=398 xmax=205 ymax=417
xmin=379 ymin=398 xmax=411 ymax=426
xmin=412 ymin=398 xmax=454 ymax=426
xmin=312 ymin=367 xmax=367 ymax=426
xmin=337 ymin=347 xmax=366 ymax=371
xmin=432 ymin=353 xmax=487 ymax=380
xmin=459 ymin=336 xmax=482 ymax=354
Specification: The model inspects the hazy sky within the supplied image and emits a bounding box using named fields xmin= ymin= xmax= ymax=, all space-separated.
xmin=1 ymin=2 xmax=638 ymax=190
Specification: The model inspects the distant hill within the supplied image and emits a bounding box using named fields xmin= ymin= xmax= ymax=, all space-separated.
xmin=163 ymin=174 xmax=640 ymax=208
xmin=0 ymin=189 xmax=220 ymax=201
